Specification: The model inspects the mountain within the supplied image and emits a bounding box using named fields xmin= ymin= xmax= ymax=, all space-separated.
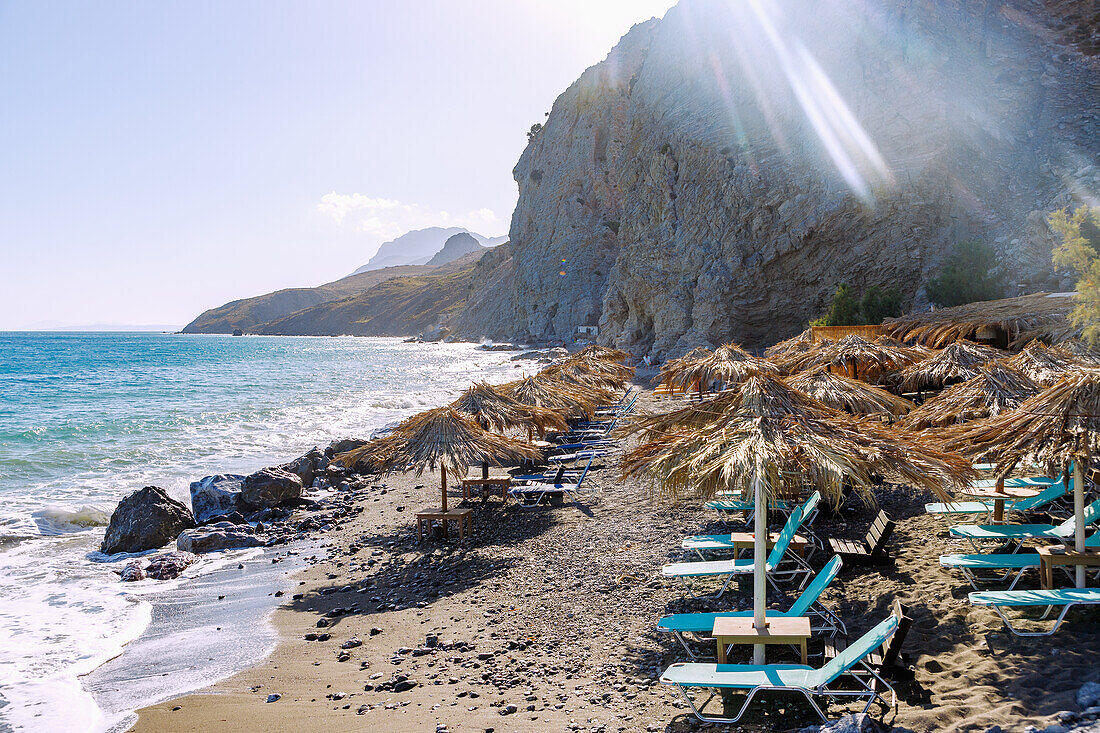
xmin=350 ymin=227 xmax=505 ymax=275
xmin=426 ymin=232 xmax=485 ymax=267
xmin=447 ymin=0 xmax=1100 ymax=356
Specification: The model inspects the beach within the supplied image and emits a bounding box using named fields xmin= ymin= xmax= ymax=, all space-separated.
xmin=126 ymin=389 xmax=1100 ymax=733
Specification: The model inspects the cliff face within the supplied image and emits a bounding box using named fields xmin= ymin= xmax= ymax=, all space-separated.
xmin=456 ymin=0 xmax=1100 ymax=356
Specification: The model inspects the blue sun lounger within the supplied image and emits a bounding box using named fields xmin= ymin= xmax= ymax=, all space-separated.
xmin=661 ymin=497 xmax=815 ymax=598
xmin=926 ymin=480 xmax=1069 ymax=520
xmin=657 ymin=556 xmax=845 ymax=658
xmin=969 ymin=588 xmax=1100 ymax=636
xmin=941 ymin=532 xmax=1100 ymax=590
xmin=510 ymin=455 xmax=594 ymax=508
xmin=949 ymin=497 xmax=1100 ymax=550
xmin=660 ymin=615 xmax=899 ymax=724
xmin=683 ymin=493 xmax=821 ymax=558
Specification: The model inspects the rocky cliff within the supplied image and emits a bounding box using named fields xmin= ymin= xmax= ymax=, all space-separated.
xmin=452 ymin=0 xmax=1100 ymax=356
xmin=426 ymin=232 xmax=485 ymax=267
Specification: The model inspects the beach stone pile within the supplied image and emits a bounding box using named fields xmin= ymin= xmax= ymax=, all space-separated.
xmin=101 ymin=485 xmax=195 ymax=554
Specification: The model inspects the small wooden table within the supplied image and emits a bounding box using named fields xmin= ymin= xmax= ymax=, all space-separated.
xmin=712 ymin=616 xmax=810 ymax=664
xmin=461 ymin=476 xmax=511 ymax=503
xmin=957 ymin=484 xmax=1040 ymax=523
xmin=415 ymin=508 xmax=473 ymax=541
xmin=725 ymin=532 xmax=811 ymax=558
xmin=1037 ymin=545 xmax=1100 ymax=589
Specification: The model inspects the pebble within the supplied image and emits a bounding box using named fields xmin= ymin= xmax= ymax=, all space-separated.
xmin=265 ymin=694 xmax=281 ymax=703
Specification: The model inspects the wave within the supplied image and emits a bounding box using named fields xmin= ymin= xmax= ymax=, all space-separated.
xmin=32 ymin=505 xmax=112 ymax=535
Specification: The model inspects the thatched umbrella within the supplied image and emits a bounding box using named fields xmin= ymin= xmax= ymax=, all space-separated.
xmin=573 ymin=344 xmax=631 ymax=363
xmin=941 ymin=369 xmax=1100 ymax=586
xmin=1055 ymin=339 xmax=1100 ymax=366
xmin=768 ymin=339 xmax=833 ymax=375
xmin=662 ymin=342 xmax=780 ymax=397
xmin=786 ymin=367 xmax=915 ymax=419
xmin=764 ymin=329 xmax=813 ymax=359
xmin=503 ymin=375 xmax=599 ymax=419
xmin=376 ymin=407 xmax=540 ymax=512
xmin=899 ymin=363 xmax=1038 ymax=431
xmin=622 ymin=374 xmax=974 ymax=660
xmin=820 ymin=335 xmax=924 ymax=382
xmin=655 ymin=347 xmax=713 ymax=392
xmin=895 ymin=340 xmax=1007 ymax=393
xmin=1003 ymin=341 xmax=1078 ymax=387
xmin=540 ymin=361 xmax=626 ymax=393
xmin=561 ymin=353 xmax=635 ymax=384
xmin=332 ymin=434 xmax=403 ymax=474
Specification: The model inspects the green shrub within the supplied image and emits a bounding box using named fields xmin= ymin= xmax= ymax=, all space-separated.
xmin=811 ymin=284 xmax=903 ymax=326
xmin=860 ymin=286 xmax=902 ymax=324
xmin=926 ymin=241 xmax=1004 ymax=307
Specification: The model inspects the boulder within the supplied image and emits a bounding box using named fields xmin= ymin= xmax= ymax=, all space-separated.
xmin=280 ymin=453 xmax=316 ymax=489
xmin=817 ymin=714 xmax=887 ymax=733
xmin=101 ymin=486 xmax=195 ymax=555
xmin=189 ymin=474 xmax=245 ymax=524
xmin=120 ymin=561 xmax=145 ymax=582
xmin=145 ymin=551 xmax=199 ymax=580
xmin=177 ymin=522 xmax=263 ymax=553
xmin=240 ymin=467 xmax=302 ymax=509
xmin=1079 ymin=682 xmax=1100 ymax=710
xmin=326 ymin=439 xmax=369 ymax=458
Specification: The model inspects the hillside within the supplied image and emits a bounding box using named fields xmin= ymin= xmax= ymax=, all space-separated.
xmin=350 ymin=228 xmax=506 ymax=274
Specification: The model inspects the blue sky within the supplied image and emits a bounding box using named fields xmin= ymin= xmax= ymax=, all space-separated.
xmin=0 ymin=1 xmax=675 ymax=329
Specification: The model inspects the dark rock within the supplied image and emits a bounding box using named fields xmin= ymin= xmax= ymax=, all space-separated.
xmin=176 ymin=522 xmax=263 ymax=553
xmin=370 ymin=627 xmax=383 ymax=636
xmin=120 ymin=560 xmax=145 ymax=582
xmin=393 ymin=679 xmax=418 ymax=692
xmin=1080 ymin=682 xmax=1100 ymax=710
xmin=326 ymin=439 xmax=369 ymax=458
xmin=101 ymin=486 xmax=195 ymax=555
xmin=188 ymin=474 xmax=245 ymax=524
xmin=818 ymin=714 xmax=887 ymax=733
xmin=145 ymin=551 xmax=199 ymax=580
xmin=500 ymin=704 xmax=517 ymax=715
xmin=281 ymin=454 xmax=316 ymax=488
xmin=265 ymin=693 xmax=281 ymax=703
xmin=241 ymin=467 xmax=303 ymax=509
xmin=341 ymin=637 xmax=363 ymax=649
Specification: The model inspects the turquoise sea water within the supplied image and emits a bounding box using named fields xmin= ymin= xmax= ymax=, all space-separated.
xmin=0 ymin=332 xmax=522 ymax=732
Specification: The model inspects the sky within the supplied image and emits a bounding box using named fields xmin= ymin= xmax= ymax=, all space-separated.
xmin=0 ymin=1 xmax=676 ymax=329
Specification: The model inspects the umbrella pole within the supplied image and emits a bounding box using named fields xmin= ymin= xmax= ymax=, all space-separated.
xmin=753 ymin=468 xmax=767 ymax=665
xmin=1074 ymin=460 xmax=1085 ymax=587
xmin=441 ymin=466 xmax=448 ymax=513
xmin=482 ymin=461 xmax=489 ymax=480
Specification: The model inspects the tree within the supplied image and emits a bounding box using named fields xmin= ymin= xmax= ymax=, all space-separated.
xmin=925 ymin=241 xmax=1005 ymax=307
xmin=1050 ymin=206 xmax=1100 ymax=345
xmin=860 ymin=286 xmax=903 ymax=324
xmin=811 ymin=284 xmax=862 ymax=326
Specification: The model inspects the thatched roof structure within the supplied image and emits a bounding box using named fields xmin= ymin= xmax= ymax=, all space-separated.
xmin=379 ymin=407 xmax=540 ymax=475
xmin=655 ymin=346 xmax=712 ymax=387
xmin=882 ymin=292 xmax=1079 ymax=348
xmin=768 ymin=340 xmax=833 ymax=374
xmin=899 ymin=363 xmax=1039 ymax=430
xmin=620 ymin=373 xmax=974 ymax=504
xmin=573 ymin=344 xmax=630 ymax=363
xmin=823 ymin=335 xmax=925 ymax=381
xmin=559 ymin=352 xmax=635 ymax=383
xmin=939 ymin=369 xmax=1100 ymax=475
xmin=503 ymin=375 xmax=598 ymax=418
xmin=451 ymin=381 xmax=568 ymax=433
xmin=332 ymin=434 xmax=402 ymax=473
xmin=540 ymin=361 xmax=627 ymax=392
xmin=895 ymin=340 xmax=1007 ymax=391
xmin=1055 ymin=339 xmax=1100 ymax=366
xmin=1003 ymin=340 xmax=1080 ymax=386
xmin=660 ymin=342 xmax=779 ymax=391
xmin=764 ymin=329 xmax=813 ymax=359
xmin=786 ymin=367 xmax=915 ymax=418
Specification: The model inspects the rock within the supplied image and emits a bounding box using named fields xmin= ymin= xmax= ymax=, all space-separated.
xmin=176 ymin=522 xmax=263 ymax=553
xmin=818 ymin=714 xmax=887 ymax=733
xmin=370 ymin=627 xmax=384 ymax=636
xmin=240 ymin=467 xmax=302 ymax=509
xmin=394 ymin=679 xmax=418 ymax=692
xmin=188 ymin=474 xmax=245 ymax=524
xmin=1079 ymin=682 xmax=1100 ymax=709
xmin=280 ymin=454 xmax=316 ymax=488
xmin=326 ymin=439 xmax=369 ymax=457
xmin=500 ymin=704 xmax=518 ymax=715
xmin=120 ymin=561 xmax=145 ymax=582
xmin=341 ymin=637 xmax=363 ymax=649
xmin=144 ymin=551 xmax=199 ymax=580
xmin=101 ymin=486 xmax=195 ymax=555
xmin=265 ymin=693 xmax=281 ymax=703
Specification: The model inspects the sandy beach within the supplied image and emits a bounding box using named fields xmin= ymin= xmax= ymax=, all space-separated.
xmin=126 ymin=390 xmax=1100 ymax=733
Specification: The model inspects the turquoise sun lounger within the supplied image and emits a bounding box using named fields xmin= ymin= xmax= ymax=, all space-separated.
xmin=683 ymin=493 xmax=821 ymax=558
xmin=660 ymin=615 xmax=899 ymax=723
xmin=949 ymin=497 xmax=1100 ymax=549
xmin=969 ymin=588 xmax=1100 ymax=636
xmin=657 ymin=556 xmax=845 ymax=658
xmin=941 ymin=533 xmax=1100 ymax=590
xmin=926 ymin=480 xmax=1069 ymax=520
xmin=662 ymin=498 xmax=815 ymax=598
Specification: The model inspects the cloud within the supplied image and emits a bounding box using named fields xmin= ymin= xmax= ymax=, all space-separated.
xmin=317 ymin=192 xmax=504 ymax=240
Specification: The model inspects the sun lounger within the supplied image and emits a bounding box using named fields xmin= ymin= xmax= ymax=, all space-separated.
xmin=510 ymin=455 xmax=595 ymax=508
xmin=826 ymin=511 xmax=895 ymax=566
xmin=683 ymin=493 xmax=821 ymax=558
xmin=824 ymin=600 xmax=912 ymax=689
xmin=949 ymin=496 xmax=1100 ymax=549
xmin=657 ymin=556 xmax=846 ymax=658
xmin=969 ymin=588 xmax=1100 ymax=636
xmin=659 ymin=615 xmax=899 ymax=724
xmin=941 ymin=532 xmax=1100 ymax=589
xmin=925 ymin=480 xmax=1069 ymax=520
xmin=661 ymin=498 xmax=816 ymax=598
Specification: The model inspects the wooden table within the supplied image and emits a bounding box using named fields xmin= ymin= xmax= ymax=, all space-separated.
xmin=415 ymin=508 xmax=473 ymax=541
xmin=712 ymin=616 xmax=810 ymax=664
xmin=725 ymin=532 xmax=811 ymax=558
xmin=957 ymin=484 xmax=1040 ymax=523
xmin=1037 ymin=545 xmax=1100 ymax=589
xmin=461 ymin=476 xmax=511 ymax=503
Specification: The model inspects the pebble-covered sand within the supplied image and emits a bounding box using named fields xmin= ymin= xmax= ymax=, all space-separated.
xmin=130 ymin=390 xmax=1100 ymax=733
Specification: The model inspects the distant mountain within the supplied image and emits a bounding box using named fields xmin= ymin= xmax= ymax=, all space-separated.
xmin=350 ymin=227 xmax=506 ymax=275
xmin=426 ymin=232 xmax=484 ymax=267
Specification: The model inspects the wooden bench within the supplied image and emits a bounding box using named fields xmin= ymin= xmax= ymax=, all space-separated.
xmin=825 ymin=599 xmax=913 ymax=685
xmin=827 ymin=510 xmax=895 ymax=565
xmin=461 ymin=476 xmax=511 ymax=503
xmin=415 ymin=508 xmax=473 ymax=541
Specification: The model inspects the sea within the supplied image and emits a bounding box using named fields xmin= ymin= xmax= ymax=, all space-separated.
xmin=0 ymin=332 xmax=526 ymax=732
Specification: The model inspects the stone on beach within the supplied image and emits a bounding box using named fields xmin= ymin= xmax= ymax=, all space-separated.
xmin=101 ymin=485 xmax=196 ymax=555
xmin=280 ymin=450 xmax=320 ymax=488
xmin=119 ymin=560 xmax=145 ymax=581
xmin=189 ymin=474 xmax=246 ymax=524
xmin=145 ymin=551 xmax=199 ymax=579
xmin=177 ymin=522 xmax=264 ymax=553
xmin=240 ymin=467 xmax=303 ymax=510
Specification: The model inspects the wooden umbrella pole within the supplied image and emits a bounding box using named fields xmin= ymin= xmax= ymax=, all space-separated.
xmin=1074 ymin=459 xmax=1085 ymax=587
xmin=752 ymin=467 xmax=767 ymax=665
xmin=441 ymin=465 xmax=448 ymax=513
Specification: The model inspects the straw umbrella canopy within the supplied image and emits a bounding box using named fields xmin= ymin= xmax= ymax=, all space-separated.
xmin=560 ymin=353 xmax=635 ymax=384
xmin=503 ymin=375 xmax=598 ymax=420
xmin=622 ymin=373 xmax=974 ymax=660
xmin=540 ymin=361 xmax=626 ymax=393
xmin=333 ymin=434 xmax=403 ymax=474
xmin=663 ymin=342 xmax=780 ymax=396
xmin=375 ymin=407 xmax=541 ymax=512
xmin=764 ymin=329 xmax=813 ymax=360
xmin=786 ymin=367 xmax=915 ymax=419
xmin=894 ymin=340 xmax=1007 ymax=392
xmin=899 ymin=363 xmax=1038 ymax=431
xmin=656 ymin=347 xmax=713 ymax=390
xmin=573 ymin=344 xmax=631 ymax=363
xmin=819 ymin=335 xmax=925 ymax=382
xmin=1055 ymin=339 xmax=1100 ymax=366
xmin=1003 ymin=341 xmax=1079 ymax=387
xmin=768 ymin=339 xmax=834 ymax=375
xmin=451 ymin=381 xmax=568 ymax=434
xmin=940 ymin=369 xmax=1100 ymax=586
